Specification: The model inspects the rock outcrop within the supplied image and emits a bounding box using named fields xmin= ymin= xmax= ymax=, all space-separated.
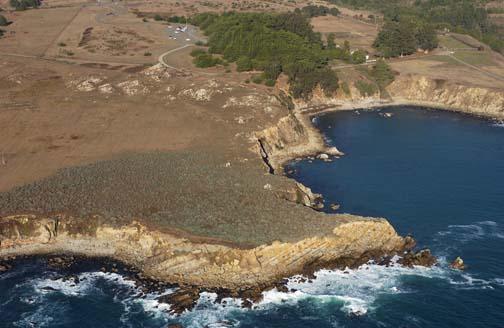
xmin=450 ymin=256 xmax=466 ymax=270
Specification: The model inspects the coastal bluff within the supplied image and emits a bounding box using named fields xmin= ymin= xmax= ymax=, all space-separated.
xmin=0 ymin=214 xmax=410 ymax=292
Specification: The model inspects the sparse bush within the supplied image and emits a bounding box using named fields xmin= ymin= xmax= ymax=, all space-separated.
xmin=144 ymin=52 xmax=152 ymax=56
xmin=62 ymin=49 xmax=74 ymax=56
xmin=252 ymin=75 xmax=264 ymax=84
xmin=195 ymin=40 xmax=205 ymax=46
xmin=57 ymin=42 xmax=67 ymax=47
xmin=167 ymin=15 xmax=186 ymax=23
xmin=264 ymin=79 xmax=276 ymax=87
xmin=190 ymin=48 xmax=206 ymax=57
xmin=193 ymin=53 xmax=222 ymax=68
xmin=341 ymin=81 xmax=351 ymax=95
xmin=236 ymin=56 xmax=253 ymax=72
xmin=154 ymin=14 xmax=163 ymax=21
xmin=142 ymin=18 xmax=148 ymax=23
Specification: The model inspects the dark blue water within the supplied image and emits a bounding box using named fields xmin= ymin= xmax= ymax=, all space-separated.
xmin=2 ymin=106 xmax=504 ymax=327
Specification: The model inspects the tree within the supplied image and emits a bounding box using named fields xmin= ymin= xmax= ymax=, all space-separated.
xmin=326 ymin=33 xmax=336 ymax=49
xmin=351 ymin=50 xmax=367 ymax=64
xmin=0 ymin=15 xmax=8 ymax=27
xmin=263 ymin=61 xmax=282 ymax=80
xmin=415 ymin=23 xmax=438 ymax=50
xmin=373 ymin=20 xmax=416 ymax=57
xmin=371 ymin=59 xmax=395 ymax=90
xmin=236 ymin=56 xmax=253 ymax=72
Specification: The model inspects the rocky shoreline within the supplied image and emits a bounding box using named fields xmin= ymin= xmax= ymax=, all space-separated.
xmin=0 ymin=235 xmax=435 ymax=315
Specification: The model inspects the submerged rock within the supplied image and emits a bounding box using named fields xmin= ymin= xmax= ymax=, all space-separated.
xmin=329 ymin=203 xmax=340 ymax=211
xmin=0 ymin=263 xmax=11 ymax=272
xmin=450 ymin=256 xmax=466 ymax=270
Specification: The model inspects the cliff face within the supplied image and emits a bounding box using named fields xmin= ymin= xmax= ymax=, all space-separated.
xmin=255 ymin=112 xmax=343 ymax=173
xmin=388 ymin=75 xmax=504 ymax=119
xmin=0 ymin=214 xmax=409 ymax=291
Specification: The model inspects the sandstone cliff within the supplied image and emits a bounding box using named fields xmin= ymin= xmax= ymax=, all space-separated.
xmin=0 ymin=214 xmax=410 ymax=291
xmin=255 ymin=111 xmax=343 ymax=173
xmin=388 ymin=74 xmax=504 ymax=119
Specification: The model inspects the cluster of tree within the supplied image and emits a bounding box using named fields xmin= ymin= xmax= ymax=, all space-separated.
xmin=297 ymin=5 xmax=340 ymax=18
xmin=326 ymin=0 xmax=503 ymax=54
xmin=371 ymin=59 xmax=395 ymax=91
xmin=326 ymin=37 xmax=367 ymax=63
xmin=191 ymin=11 xmax=341 ymax=99
xmin=9 ymin=0 xmax=40 ymax=10
xmin=373 ymin=18 xmax=438 ymax=57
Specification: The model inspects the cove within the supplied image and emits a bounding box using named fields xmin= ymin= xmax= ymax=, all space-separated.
xmin=286 ymin=106 xmax=504 ymax=327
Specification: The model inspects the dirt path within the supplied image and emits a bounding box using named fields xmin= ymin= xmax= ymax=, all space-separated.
xmin=158 ymin=44 xmax=194 ymax=70
xmin=448 ymin=53 xmax=504 ymax=82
